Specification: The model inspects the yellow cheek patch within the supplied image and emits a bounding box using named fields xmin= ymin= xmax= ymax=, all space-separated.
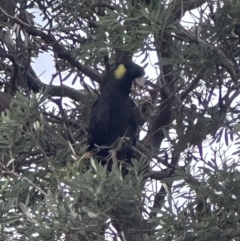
xmin=113 ymin=64 xmax=126 ymax=79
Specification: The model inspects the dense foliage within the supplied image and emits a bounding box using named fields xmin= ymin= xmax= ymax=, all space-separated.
xmin=0 ymin=0 xmax=240 ymax=240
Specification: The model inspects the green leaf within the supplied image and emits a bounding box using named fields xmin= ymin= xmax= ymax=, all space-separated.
xmin=0 ymin=215 xmax=21 ymax=225
xmin=155 ymin=57 xmax=173 ymax=66
xmin=139 ymin=5 xmax=151 ymax=21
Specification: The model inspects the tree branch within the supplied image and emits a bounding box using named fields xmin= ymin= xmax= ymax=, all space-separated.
xmin=0 ymin=8 xmax=103 ymax=83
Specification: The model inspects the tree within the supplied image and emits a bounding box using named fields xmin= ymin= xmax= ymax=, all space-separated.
xmin=0 ymin=0 xmax=240 ymax=240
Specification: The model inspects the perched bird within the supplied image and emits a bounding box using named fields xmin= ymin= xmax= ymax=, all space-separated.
xmin=87 ymin=59 xmax=145 ymax=172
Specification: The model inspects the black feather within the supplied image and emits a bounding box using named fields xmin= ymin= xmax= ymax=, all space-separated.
xmin=87 ymin=60 xmax=145 ymax=172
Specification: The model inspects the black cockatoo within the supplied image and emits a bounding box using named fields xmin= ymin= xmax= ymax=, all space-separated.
xmin=87 ymin=59 xmax=145 ymax=172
